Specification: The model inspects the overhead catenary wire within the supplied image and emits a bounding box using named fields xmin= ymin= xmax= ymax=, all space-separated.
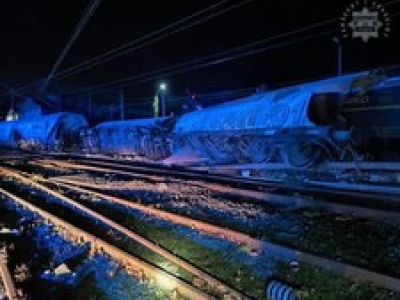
xmin=6 ymin=0 xmax=255 ymax=96
xmin=1 ymin=83 xmax=57 ymax=108
xmin=50 ymin=10 xmax=336 ymax=86
xmin=52 ymin=0 xmax=255 ymax=82
xmin=63 ymin=6 xmax=400 ymax=97
xmin=2 ymin=0 xmax=400 ymax=100
xmin=64 ymin=28 xmax=339 ymax=97
xmin=29 ymin=0 xmax=400 ymax=89
xmin=60 ymin=17 xmax=340 ymax=97
xmin=0 ymin=83 xmax=27 ymax=100
xmin=40 ymin=0 xmax=102 ymax=92
xmin=384 ymin=0 xmax=400 ymax=6
xmin=112 ymin=86 xmax=258 ymax=106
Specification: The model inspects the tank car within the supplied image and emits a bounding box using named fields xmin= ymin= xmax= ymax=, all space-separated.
xmin=82 ymin=117 xmax=172 ymax=160
xmin=0 ymin=112 xmax=87 ymax=151
xmin=341 ymin=70 xmax=400 ymax=160
xmin=171 ymin=70 xmax=400 ymax=168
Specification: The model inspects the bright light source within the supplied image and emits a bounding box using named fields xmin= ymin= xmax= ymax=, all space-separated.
xmin=159 ymin=82 xmax=167 ymax=91
xmin=154 ymin=271 xmax=175 ymax=290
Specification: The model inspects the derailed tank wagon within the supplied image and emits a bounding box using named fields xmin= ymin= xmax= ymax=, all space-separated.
xmin=81 ymin=117 xmax=172 ymax=160
xmin=341 ymin=73 xmax=400 ymax=160
xmin=171 ymin=73 xmax=374 ymax=168
xmin=0 ymin=112 xmax=88 ymax=151
xmin=2 ymin=69 xmax=400 ymax=170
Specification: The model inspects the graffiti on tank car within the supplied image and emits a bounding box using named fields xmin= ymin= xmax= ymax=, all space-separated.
xmin=260 ymin=103 xmax=290 ymax=128
xmin=244 ymin=109 xmax=258 ymax=128
xmin=345 ymin=68 xmax=386 ymax=106
xmin=272 ymin=104 xmax=290 ymax=126
xmin=349 ymin=68 xmax=386 ymax=92
xmin=271 ymin=87 xmax=299 ymax=102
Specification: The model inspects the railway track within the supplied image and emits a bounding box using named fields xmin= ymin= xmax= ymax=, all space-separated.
xmin=0 ymin=167 xmax=250 ymax=300
xmin=44 ymin=177 xmax=400 ymax=293
xmin=8 ymin=151 xmax=400 ymax=200
xmin=0 ymin=188 xmax=213 ymax=300
xmin=30 ymin=158 xmax=400 ymax=224
xmin=0 ymin=248 xmax=19 ymax=300
xmin=7 ymin=150 xmax=400 ymax=187
xmin=51 ymin=152 xmax=400 ymax=183
xmin=2 ymin=153 xmax=400 ymax=298
xmin=45 ymin=154 xmax=400 ymax=199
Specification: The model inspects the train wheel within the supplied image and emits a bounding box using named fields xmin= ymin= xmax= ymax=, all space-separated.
xmin=286 ymin=140 xmax=327 ymax=168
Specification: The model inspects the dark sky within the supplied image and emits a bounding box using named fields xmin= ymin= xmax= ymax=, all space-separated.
xmin=0 ymin=0 xmax=399 ymax=101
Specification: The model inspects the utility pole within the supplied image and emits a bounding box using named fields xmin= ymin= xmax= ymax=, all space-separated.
xmin=87 ymin=90 xmax=92 ymax=117
xmin=153 ymin=95 xmax=159 ymax=117
xmin=161 ymin=93 xmax=166 ymax=117
xmin=9 ymin=89 xmax=15 ymax=110
xmin=333 ymin=37 xmax=342 ymax=76
xmin=57 ymin=95 xmax=62 ymax=111
xmin=119 ymin=89 xmax=125 ymax=120
xmin=159 ymin=82 xmax=167 ymax=117
xmin=40 ymin=0 xmax=102 ymax=92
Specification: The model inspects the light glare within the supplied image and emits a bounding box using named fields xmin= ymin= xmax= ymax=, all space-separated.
xmin=159 ymin=82 xmax=167 ymax=91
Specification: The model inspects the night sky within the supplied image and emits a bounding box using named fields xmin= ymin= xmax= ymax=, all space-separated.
xmin=0 ymin=0 xmax=399 ymax=101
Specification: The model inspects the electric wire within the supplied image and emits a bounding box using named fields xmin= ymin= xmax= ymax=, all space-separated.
xmin=62 ymin=7 xmax=400 ymax=97
xmin=51 ymin=0 xmax=254 ymax=82
xmin=40 ymin=0 xmax=102 ymax=92
xmin=35 ymin=0 xmax=400 ymax=87
xmin=64 ymin=28 xmax=339 ymax=96
xmin=2 ymin=0 xmax=400 ymax=99
xmin=4 ymin=0 xmax=254 ymax=96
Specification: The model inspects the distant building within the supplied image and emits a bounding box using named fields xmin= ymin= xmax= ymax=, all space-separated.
xmin=6 ymin=107 xmax=18 ymax=121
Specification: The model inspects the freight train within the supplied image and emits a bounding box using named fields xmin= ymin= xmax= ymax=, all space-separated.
xmin=1 ymin=68 xmax=400 ymax=168
xmin=0 ymin=112 xmax=87 ymax=151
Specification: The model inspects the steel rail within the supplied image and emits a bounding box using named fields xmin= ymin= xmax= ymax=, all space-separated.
xmin=37 ymin=160 xmax=400 ymax=223
xmin=0 ymin=250 xmax=18 ymax=300
xmin=40 ymin=157 xmax=400 ymax=203
xmin=48 ymin=177 xmax=400 ymax=293
xmin=0 ymin=167 xmax=250 ymax=299
xmin=0 ymin=187 xmax=212 ymax=300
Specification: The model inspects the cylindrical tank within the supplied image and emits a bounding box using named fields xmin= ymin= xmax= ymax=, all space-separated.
xmin=171 ymin=73 xmax=366 ymax=166
xmin=94 ymin=117 xmax=170 ymax=159
xmin=0 ymin=112 xmax=87 ymax=150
